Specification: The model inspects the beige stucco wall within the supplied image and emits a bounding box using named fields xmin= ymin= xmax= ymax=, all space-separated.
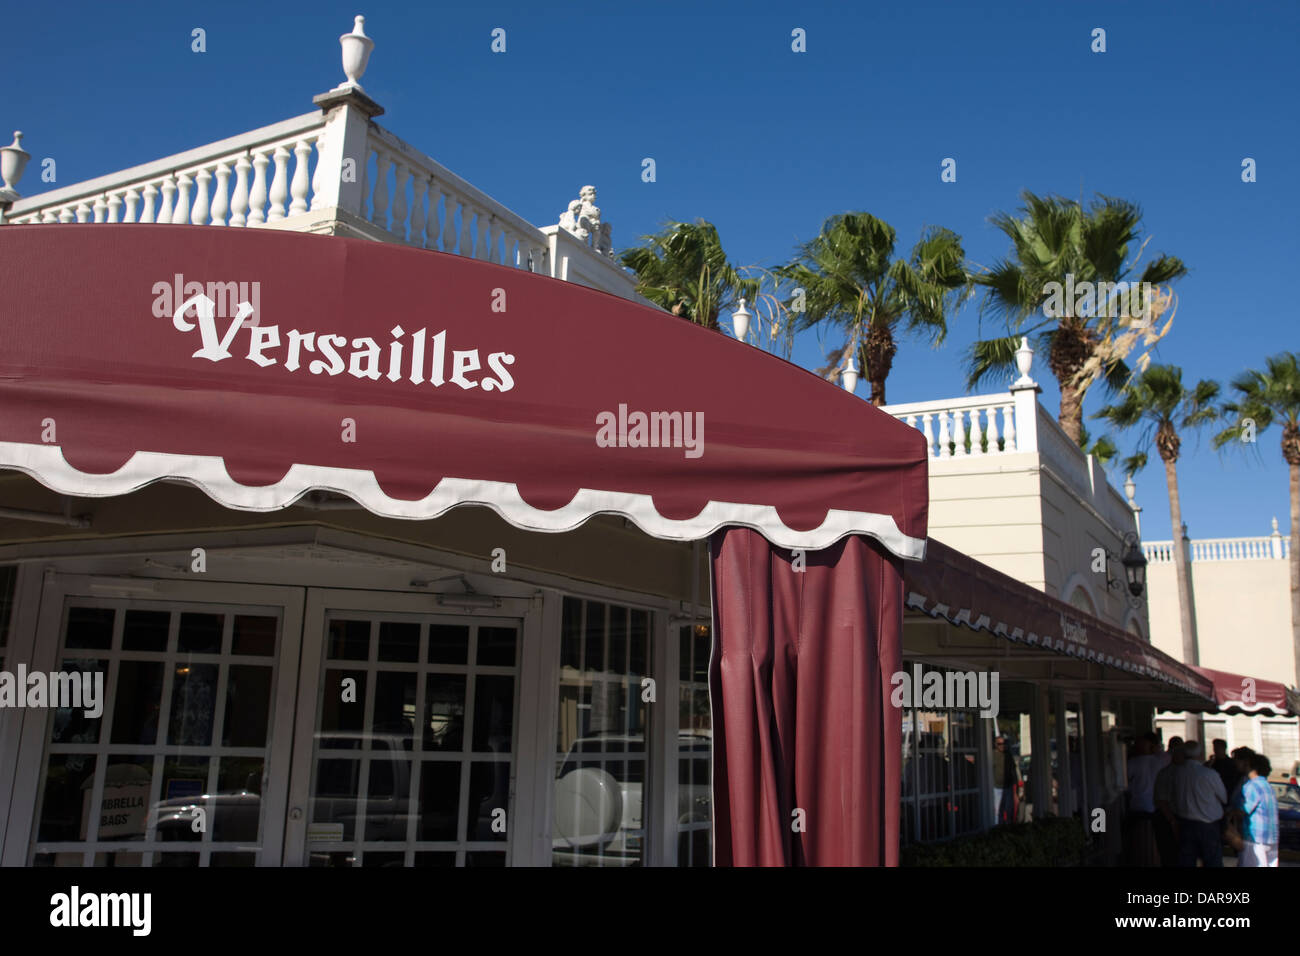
xmin=1147 ymin=554 xmax=1294 ymax=683
xmin=925 ymin=441 xmax=1143 ymax=633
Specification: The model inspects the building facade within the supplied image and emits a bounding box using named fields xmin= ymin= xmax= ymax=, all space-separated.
xmin=1144 ymin=524 xmax=1299 ymax=773
xmin=0 ymin=15 xmax=1231 ymax=869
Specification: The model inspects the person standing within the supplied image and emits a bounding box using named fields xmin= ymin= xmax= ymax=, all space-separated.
xmin=1126 ymin=733 xmax=1161 ymax=865
xmin=1153 ymin=737 xmax=1185 ymax=866
xmin=1208 ymin=739 xmax=1240 ymax=795
xmin=1234 ymin=754 xmax=1280 ymax=867
xmin=1175 ymin=741 xmax=1227 ymax=867
xmin=992 ymin=735 xmax=1020 ymax=824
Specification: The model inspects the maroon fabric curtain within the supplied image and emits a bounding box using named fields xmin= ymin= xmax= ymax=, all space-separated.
xmin=709 ymin=526 xmax=903 ymax=866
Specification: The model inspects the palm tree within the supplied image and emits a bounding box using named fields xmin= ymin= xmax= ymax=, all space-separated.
xmin=1212 ymin=352 xmax=1300 ymax=687
xmin=777 ymin=212 xmax=969 ymax=406
xmin=619 ymin=220 xmax=757 ymax=332
xmin=968 ymin=191 xmax=1187 ymax=443
xmin=1096 ymin=366 xmax=1219 ymax=721
xmin=1078 ymin=422 xmax=1119 ymax=468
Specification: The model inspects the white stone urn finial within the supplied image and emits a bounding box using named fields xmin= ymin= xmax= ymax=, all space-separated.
xmin=732 ymin=298 xmax=751 ymax=342
xmin=1012 ymin=336 xmax=1036 ymax=387
xmin=1272 ymin=516 xmax=1280 ymax=535
xmin=841 ymin=355 xmax=859 ymax=394
xmin=1124 ymin=473 xmax=1137 ymax=508
xmin=0 ymin=131 xmax=31 ymax=199
xmin=338 ymin=15 xmax=375 ymax=92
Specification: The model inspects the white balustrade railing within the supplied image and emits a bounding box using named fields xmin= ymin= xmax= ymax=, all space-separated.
xmin=4 ymin=113 xmax=328 ymax=228
xmin=3 ymin=110 xmax=551 ymax=278
xmin=356 ymin=124 xmax=549 ymax=272
xmin=1144 ymin=535 xmax=1290 ymax=563
xmin=881 ymin=394 xmax=1018 ymax=459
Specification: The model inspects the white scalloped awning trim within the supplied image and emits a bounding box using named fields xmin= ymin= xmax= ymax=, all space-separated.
xmin=1211 ymin=699 xmax=1289 ymax=716
xmin=905 ymin=588 xmax=1205 ymax=694
xmin=0 ymin=442 xmax=926 ymax=558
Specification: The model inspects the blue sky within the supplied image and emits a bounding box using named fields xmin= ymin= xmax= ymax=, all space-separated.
xmin=10 ymin=0 xmax=1298 ymax=543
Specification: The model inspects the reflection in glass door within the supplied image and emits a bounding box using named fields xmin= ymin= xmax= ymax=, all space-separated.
xmin=27 ymin=595 xmax=295 ymax=866
xmin=298 ymin=610 xmax=521 ymax=866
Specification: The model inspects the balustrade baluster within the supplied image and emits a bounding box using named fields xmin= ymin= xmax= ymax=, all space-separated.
xmin=459 ymin=204 xmax=474 ymax=257
xmin=529 ymin=244 xmax=544 ymax=274
xmin=107 ymin=194 xmax=123 ymax=223
xmin=443 ymin=190 xmax=459 ymax=253
xmin=158 ymin=175 xmax=177 ymax=223
xmin=76 ymin=202 xmax=92 ymax=223
xmin=936 ymin=413 xmax=950 ymax=459
xmin=41 ymin=210 xmax=57 ymax=222
xmin=310 ymin=134 xmax=325 ymax=212
xmin=248 ymin=152 xmax=270 ymax=224
xmin=369 ymin=150 xmax=390 ymax=228
xmin=426 ymin=180 xmax=444 ymax=250
xmin=173 ymin=173 xmax=193 ymax=223
xmin=1002 ymin=405 xmax=1016 ymax=452
xmin=231 ymin=156 xmax=251 ymax=226
xmin=986 ymin=405 xmax=1001 ymax=453
xmin=142 ymin=184 xmax=158 ymax=223
xmin=477 ymin=216 xmax=493 ymax=261
xmin=952 ymin=408 xmax=967 ymax=456
xmin=92 ymin=196 xmax=108 ymax=222
xmin=921 ymin=413 xmax=935 ymax=457
xmin=390 ymin=162 xmax=408 ymax=238
xmin=192 ymin=168 xmax=212 ymax=225
xmin=267 ymin=146 xmax=291 ymax=221
xmin=212 ymin=163 xmax=231 ymax=226
xmin=410 ymin=175 xmax=428 ymax=247
xmin=289 ymin=140 xmax=312 ymax=215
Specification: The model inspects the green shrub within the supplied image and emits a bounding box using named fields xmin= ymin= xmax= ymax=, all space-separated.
xmin=900 ymin=817 xmax=1090 ymax=867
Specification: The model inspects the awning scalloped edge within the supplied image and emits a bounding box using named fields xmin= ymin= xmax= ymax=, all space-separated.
xmin=0 ymin=442 xmax=927 ymax=558
xmin=907 ymin=589 xmax=1204 ymax=695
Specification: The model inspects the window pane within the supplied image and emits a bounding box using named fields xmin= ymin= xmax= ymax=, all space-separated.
xmin=554 ymin=598 xmax=652 ymax=866
xmin=168 ymin=663 xmax=218 ymax=746
xmin=328 ymin=619 xmax=371 ymax=661
xmin=65 ymin=607 xmax=114 ymax=649
xmin=231 ymin=615 xmax=276 ymax=657
xmin=122 ymin=610 xmax=169 ymax=652
xmin=223 ymin=666 xmax=272 ymax=747
xmin=427 ymin=624 xmax=468 ymax=665
xmin=377 ymin=621 xmax=419 ymax=663
xmin=476 ymin=627 xmax=517 ymax=668
xmin=111 ymin=661 xmax=165 ymax=745
xmin=177 ymin=612 xmax=223 ymax=654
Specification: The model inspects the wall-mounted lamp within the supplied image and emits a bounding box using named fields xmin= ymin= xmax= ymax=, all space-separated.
xmin=1104 ymin=531 xmax=1147 ymax=608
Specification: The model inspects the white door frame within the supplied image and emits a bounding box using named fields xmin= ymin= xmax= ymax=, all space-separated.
xmin=2 ymin=572 xmax=305 ymax=866
xmin=0 ymin=563 xmax=45 ymax=863
xmin=282 ymin=587 xmax=540 ymax=866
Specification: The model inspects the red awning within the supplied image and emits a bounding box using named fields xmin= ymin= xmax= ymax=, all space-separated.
xmin=903 ymin=537 xmax=1215 ymax=701
xmin=1192 ymin=666 xmax=1299 ymax=717
xmin=0 ymin=225 xmax=928 ymax=557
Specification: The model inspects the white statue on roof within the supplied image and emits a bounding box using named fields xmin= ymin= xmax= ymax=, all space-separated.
xmin=559 ymin=185 xmax=613 ymax=257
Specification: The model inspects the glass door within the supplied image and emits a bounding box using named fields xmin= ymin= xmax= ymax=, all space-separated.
xmin=285 ymin=590 xmax=524 ymax=866
xmin=12 ymin=577 xmax=304 ymax=866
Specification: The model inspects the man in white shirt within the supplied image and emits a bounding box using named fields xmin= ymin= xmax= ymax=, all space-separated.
xmin=1125 ymin=732 xmax=1162 ymax=864
xmin=1174 ymin=740 xmax=1227 ymax=867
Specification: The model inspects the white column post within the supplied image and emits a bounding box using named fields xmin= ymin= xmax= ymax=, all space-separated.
xmin=1010 ymin=337 xmax=1041 ymax=454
